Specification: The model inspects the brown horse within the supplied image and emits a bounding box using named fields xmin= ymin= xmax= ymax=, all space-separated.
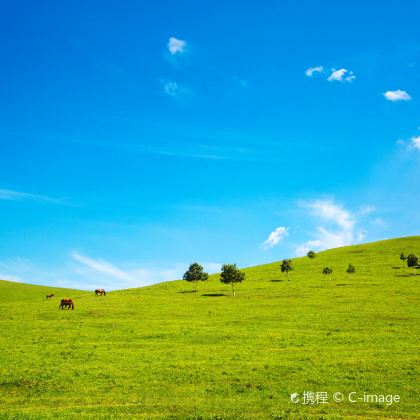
xmin=46 ymin=293 xmax=55 ymax=299
xmin=95 ymin=288 xmax=106 ymax=296
xmin=59 ymin=298 xmax=74 ymax=310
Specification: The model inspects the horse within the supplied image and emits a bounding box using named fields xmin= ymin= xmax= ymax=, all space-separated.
xmin=46 ymin=293 xmax=55 ymax=299
xmin=95 ymin=288 xmax=106 ymax=296
xmin=59 ymin=298 xmax=74 ymax=310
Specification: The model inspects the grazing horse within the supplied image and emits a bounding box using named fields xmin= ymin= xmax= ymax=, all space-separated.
xmin=95 ymin=288 xmax=106 ymax=296
xmin=59 ymin=298 xmax=74 ymax=310
xmin=46 ymin=293 xmax=55 ymax=299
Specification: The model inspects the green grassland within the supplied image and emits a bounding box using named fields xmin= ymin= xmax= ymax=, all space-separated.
xmin=0 ymin=237 xmax=419 ymax=419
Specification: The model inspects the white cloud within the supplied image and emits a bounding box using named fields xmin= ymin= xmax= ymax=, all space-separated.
xmin=410 ymin=136 xmax=420 ymax=150
xmin=167 ymin=37 xmax=187 ymax=55
xmin=161 ymin=79 xmax=192 ymax=101
xmin=398 ymin=135 xmax=420 ymax=152
xmin=327 ymin=68 xmax=355 ymax=82
xmin=358 ymin=205 xmax=376 ymax=216
xmin=71 ymin=251 xmax=139 ymax=284
xmin=0 ymin=273 xmax=22 ymax=282
xmin=295 ymin=240 xmax=322 ymax=257
xmin=372 ymin=217 xmax=386 ymax=227
xmin=0 ymin=188 xmax=64 ymax=204
xmin=317 ymin=226 xmax=353 ymax=248
xmin=357 ymin=230 xmax=367 ymax=241
xmin=301 ymin=199 xmax=355 ymax=230
xmin=0 ymin=254 xmax=191 ymax=290
xmin=261 ymin=226 xmax=289 ymax=250
xmin=162 ymin=80 xmax=181 ymax=97
xmin=345 ymin=71 xmax=356 ymax=82
xmin=305 ymin=66 xmax=324 ymax=77
xmin=0 ymin=258 xmax=41 ymax=284
xmin=295 ymin=199 xmax=374 ymax=256
xmin=201 ymin=262 xmax=222 ymax=273
xmin=71 ymin=251 xmax=192 ymax=288
xmin=71 ymin=251 xmax=190 ymax=289
xmin=383 ymin=90 xmax=411 ymax=102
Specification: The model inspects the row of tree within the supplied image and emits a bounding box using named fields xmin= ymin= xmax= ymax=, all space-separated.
xmin=183 ymin=263 xmax=245 ymax=296
xmin=279 ymin=252 xmax=356 ymax=282
xmin=182 ymin=250 xmax=419 ymax=297
xmin=183 ymin=250 xmax=356 ymax=297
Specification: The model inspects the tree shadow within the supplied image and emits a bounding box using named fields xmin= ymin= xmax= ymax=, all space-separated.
xmin=201 ymin=293 xmax=227 ymax=297
xmin=336 ymin=283 xmax=350 ymax=286
xmin=270 ymin=279 xmax=285 ymax=283
xmin=395 ymin=273 xmax=417 ymax=277
xmin=177 ymin=290 xmax=198 ymax=294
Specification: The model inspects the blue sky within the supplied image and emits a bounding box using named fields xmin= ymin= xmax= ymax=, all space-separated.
xmin=1 ymin=0 xmax=419 ymax=289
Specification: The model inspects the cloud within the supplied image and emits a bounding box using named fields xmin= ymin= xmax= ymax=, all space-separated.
xmin=0 ymin=188 xmax=65 ymax=204
xmin=305 ymin=66 xmax=324 ymax=77
xmin=71 ymin=252 xmax=222 ymax=287
xmin=70 ymin=251 xmax=190 ymax=289
xmin=295 ymin=240 xmax=322 ymax=257
xmin=301 ymin=199 xmax=355 ymax=230
xmin=261 ymin=227 xmax=289 ymax=250
xmin=160 ymin=79 xmax=193 ymax=101
xmin=167 ymin=37 xmax=187 ymax=55
xmin=358 ymin=205 xmax=376 ymax=216
xmin=409 ymin=136 xmax=420 ymax=150
xmin=383 ymin=90 xmax=411 ymax=102
xmin=0 ymin=273 xmax=22 ymax=282
xmin=0 ymin=258 xmax=38 ymax=284
xmin=201 ymin=262 xmax=222 ymax=273
xmin=357 ymin=230 xmax=367 ymax=241
xmin=294 ymin=199 xmax=373 ymax=256
xmin=71 ymin=251 xmax=139 ymax=284
xmin=162 ymin=80 xmax=181 ymax=97
xmin=327 ymin=68 xmax=356 ymax=82
xmin=0 ymin=252 xmax=218 ymax=291
xmin=397 ymin=135 xmax=420 ymax=151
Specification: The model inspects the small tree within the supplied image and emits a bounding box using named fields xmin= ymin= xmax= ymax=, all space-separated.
xmin=183 ymin=263 xmax=208 ymax=291
xmin=220 ymin=264 xmax=245 ymax=296
xmin=400 ymin=252 xmax=407 ymax=267
xmin=346 ymin=263 xmax=356 ymax=280
xmin=280 ymin=259 xmax=294 ymax=281
xmin=307 ymin=250 xmax=317 ymax=260
xmin=322 ymin=266 xmax=333 ymax=285
xmin=407 ymin=254 xmax=419 ymax=275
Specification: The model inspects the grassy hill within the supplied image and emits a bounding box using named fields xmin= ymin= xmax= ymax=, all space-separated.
xmin=0 ymin=237 xmax=419 ymax=419
xmin=0 ymin=280 xmax=89 ymax=303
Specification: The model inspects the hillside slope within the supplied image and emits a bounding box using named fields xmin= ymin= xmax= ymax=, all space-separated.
xmin=0 ymin=237 xmax=419 ymax=419
xmin=0 ymin=280 xmax=89 ymax=302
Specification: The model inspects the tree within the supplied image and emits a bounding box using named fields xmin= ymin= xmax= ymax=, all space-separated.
xmin=307 ymin=250 xmax=317 ymax=260
xmin=220 ymin=264 xmax=245 ymax=296
xmin=346 ymin=263 xmax=356 ymax=279
xmin=407 ymin=254 xmax=419 ymax=275
xmin=322 ymin=266 xmax=333 ymax=285
xmin=400 ymin=252 xmax=407 ymax=267
xmin=183 ymin=263 xmax=208 ymax=291
xmin=280 ymin=259 xmax=294 ymax=281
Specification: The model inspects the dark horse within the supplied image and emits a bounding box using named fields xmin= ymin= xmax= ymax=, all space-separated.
xmin=46 ymin=293 xmax=55 ymax=299
xmin=59 ymin=298 xmax=74 ymax=310
xmin=95 ymin=288 xmax=106 ymax=296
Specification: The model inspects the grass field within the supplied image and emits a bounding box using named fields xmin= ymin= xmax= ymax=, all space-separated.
xmin=0 ymin=237 xmax=419 ymax=419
